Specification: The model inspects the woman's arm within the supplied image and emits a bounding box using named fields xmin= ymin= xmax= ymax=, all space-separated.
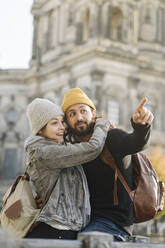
xmin=34 ymin=119 xmax=109 ymax=169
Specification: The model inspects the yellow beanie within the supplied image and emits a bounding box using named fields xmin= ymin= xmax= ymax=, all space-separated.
xmin=61 ymin=88 xmax=96 ymax=113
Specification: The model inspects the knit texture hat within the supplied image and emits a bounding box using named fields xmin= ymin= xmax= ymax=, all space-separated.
xmin=26 ymin=98 xmax=63 ymax=134
xmin=61 ymin=88 xmax=96 ymax=113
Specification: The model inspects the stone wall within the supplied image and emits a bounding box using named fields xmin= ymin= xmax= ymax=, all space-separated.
xmin=1 ymin=229 xmax=165 ymax=248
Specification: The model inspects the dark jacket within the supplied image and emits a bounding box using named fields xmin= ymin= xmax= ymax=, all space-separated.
xmin=83 ymin=120 xmax=151 ymax=234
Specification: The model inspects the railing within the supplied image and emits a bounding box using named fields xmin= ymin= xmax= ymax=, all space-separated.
xmin=1 ymin=229 xmax=165 ymax=248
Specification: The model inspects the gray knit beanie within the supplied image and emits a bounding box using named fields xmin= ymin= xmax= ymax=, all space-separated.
xmin=26 ymin=98 xmax=63 ymax=134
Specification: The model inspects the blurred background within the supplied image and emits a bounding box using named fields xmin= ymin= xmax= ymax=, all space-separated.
xmin=0 ymin=0 xmax=165 ymax=242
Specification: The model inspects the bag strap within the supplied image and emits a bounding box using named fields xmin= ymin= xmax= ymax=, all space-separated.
xmin=26 ymin=152 xmax=58 ymax=209
xmin=100 ymin=145 xmax=133 ymax=205
xmin=4 ymin=152 xmax=57 ymax=209
xmin=4 ymin=151 xmax=36 ymax=205
xmin=41 ymin=180 xmax=58 ymax=209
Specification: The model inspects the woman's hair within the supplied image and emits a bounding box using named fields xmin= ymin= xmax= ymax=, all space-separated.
xmin=37 ymin=123 xmax=47 ymax=136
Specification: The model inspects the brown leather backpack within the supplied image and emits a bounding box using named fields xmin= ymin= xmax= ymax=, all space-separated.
xmin=100 ymin=145 xmax=164 ymax=223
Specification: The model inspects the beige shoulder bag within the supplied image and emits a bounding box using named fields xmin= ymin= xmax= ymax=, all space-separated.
xmin=0 ymin=160 xmax=57 ymax=238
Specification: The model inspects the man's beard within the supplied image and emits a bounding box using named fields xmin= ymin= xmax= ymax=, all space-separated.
xmin=69 ymin=120 xmax=95 ymax=137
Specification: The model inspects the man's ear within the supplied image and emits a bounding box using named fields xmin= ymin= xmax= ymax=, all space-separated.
xmin=92 ymin=109 xmax=96 ymax=118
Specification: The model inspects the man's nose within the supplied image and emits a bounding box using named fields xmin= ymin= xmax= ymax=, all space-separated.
xmin=77 ymin=112 xmax=83 ymax=121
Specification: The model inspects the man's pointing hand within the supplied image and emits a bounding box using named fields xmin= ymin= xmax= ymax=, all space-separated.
xmin=133 ymin=98 xmax=154 ymax=125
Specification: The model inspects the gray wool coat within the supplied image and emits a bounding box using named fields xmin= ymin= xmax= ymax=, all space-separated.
xmin=24 ymin=119 xmax=109 ymax=231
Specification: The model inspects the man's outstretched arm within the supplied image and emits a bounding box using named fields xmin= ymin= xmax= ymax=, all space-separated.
xmin=106 ymin=97 xmax=154 ymax=157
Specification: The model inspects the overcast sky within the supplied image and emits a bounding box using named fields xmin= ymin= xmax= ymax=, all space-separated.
xmin=0 ymin=0 xmax=33 ymax=69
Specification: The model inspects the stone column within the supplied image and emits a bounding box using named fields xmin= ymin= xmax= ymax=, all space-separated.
xmin=128 ymin=80 xmax=139 ymax=114
xmin=48 ymin=9 xmax=59 ymax=48
xmin=162 ymin=9 xmax=165 ymax=45
xmin=66 ymin=6 xmax=77 ymax=44
xmin=156 ymin=8 xmax=165 ymax=45
xmin=37 ymin=14 xmax=49 ymax=53
xmin=88 ymin=5 xmax=97 ymax=39
xmin=82 ymin=7 xmax=90 ymax=42
xmin=91 ymin=70 xmax=104 ymax=113
xmin=97 ymin=4 xmax=103 ymax=39
xmin=105 ymin=5 xmax=112 ymax=39
xmin=133 ymin=8 xmax=139 ymax=44
xmin=102 ymin=2 xmax=109 ymax=39
xmin=47 ymin=10 xmax=54 ymax=49
xmin=121 ymin=5 xmax=131 ymax=43
xmin=59 ymin=4 xmax=68 ymax=44
xmin=32 ymin=16 xmax=39 ymax=59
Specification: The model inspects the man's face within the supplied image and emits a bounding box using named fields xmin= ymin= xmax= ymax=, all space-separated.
xmin=66 ymin=104 xmax=96 ymax=137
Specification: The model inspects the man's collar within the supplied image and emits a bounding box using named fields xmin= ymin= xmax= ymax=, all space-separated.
xmin=75 ymin=133 xmax=92 ymax=142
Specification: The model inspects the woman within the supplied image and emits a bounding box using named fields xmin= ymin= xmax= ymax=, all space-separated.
xmin=24 ymin=98 xmax=109 ymax=239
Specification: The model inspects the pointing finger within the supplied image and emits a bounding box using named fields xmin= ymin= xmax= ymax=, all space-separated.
xmin=135 ymin=97 xmax=148 ymax=113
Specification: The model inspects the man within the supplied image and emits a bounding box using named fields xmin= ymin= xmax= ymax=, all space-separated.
xmin=61 ymin=88 xmax=153 ymax=241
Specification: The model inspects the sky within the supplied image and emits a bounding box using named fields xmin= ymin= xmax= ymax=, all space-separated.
xmin=0 ymin=0 xmax=34 ymax=69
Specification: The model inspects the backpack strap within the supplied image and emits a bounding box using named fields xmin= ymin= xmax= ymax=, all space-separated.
xmin=41 ymin=180 xmax=58 ymax=208
xmin=4 ymin=152 xmax=57 ymax=209
xmin=100 ymin=145 xmax=133 ymax=205
xmin=27 ymin=152 xmax=58 ymax=209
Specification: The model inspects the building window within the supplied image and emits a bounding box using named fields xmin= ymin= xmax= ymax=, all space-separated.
xmin=0 ymin=149 xmax=18 ymax=179
xmin=110 ymin=8 xmax=123 ymax=41
xmin=107 ymin=100 xmax=119 ymax=125
xmin=144 ymin=8 xmax=152 ymax=24
xmin=7 ymin=109 xmax=18 ymax=125
xmin=140 ymin=4 xmax=155 ymax=42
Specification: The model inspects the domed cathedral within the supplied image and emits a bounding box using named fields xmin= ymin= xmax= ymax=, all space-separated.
xmin=0 ymin=0 xmax=165 ymax=191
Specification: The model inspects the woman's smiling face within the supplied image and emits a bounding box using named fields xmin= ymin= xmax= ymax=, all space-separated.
xmin=39 ymin=115 xmax=65 ymax=143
